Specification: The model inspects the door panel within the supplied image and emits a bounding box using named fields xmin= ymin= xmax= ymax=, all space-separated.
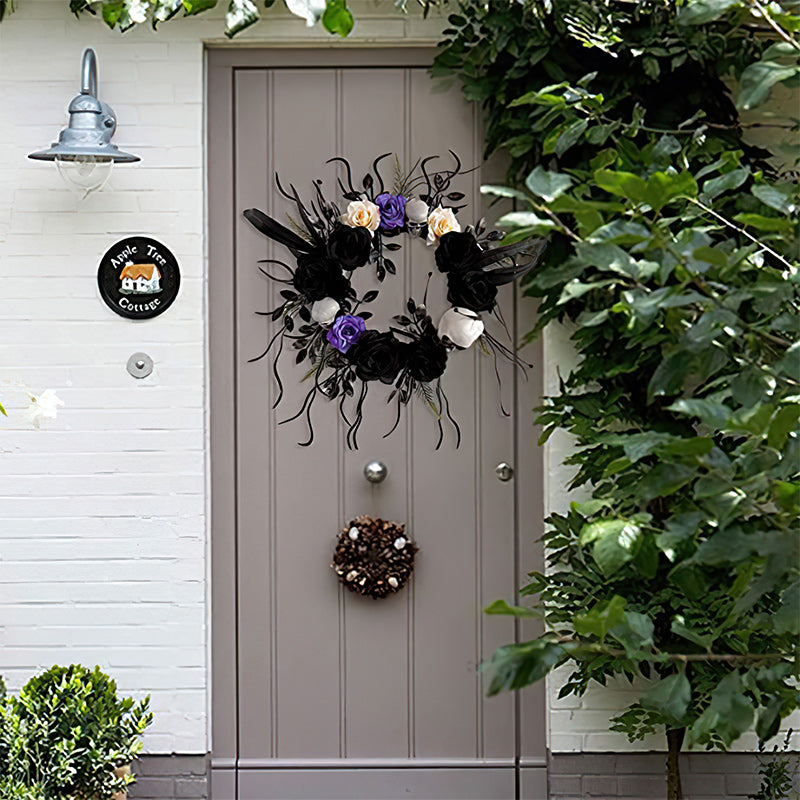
xmin=209 ymin=49 xmax=546 ymax=799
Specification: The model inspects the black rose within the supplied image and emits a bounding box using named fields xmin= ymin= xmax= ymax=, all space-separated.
xmin=435 ymin=231 xmax=482 ymax=274
xmin=327 ymin=225 xmax=373 ymax=269
xmin=293 ymin=253 xmax=350 ymax=301
xmin=405 ymin=335 xmax=448 ymax=383
xmin=348 ymin=331 xmax=405 ymax=384
xmin=446 ymin=269 xmax=498 ymax=312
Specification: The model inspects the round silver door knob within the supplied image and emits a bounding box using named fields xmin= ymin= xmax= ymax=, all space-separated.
xmin=364 ymin=460 xmax=388 ymax=484
xmin=495 ymin=462 xmax=514 ymax=482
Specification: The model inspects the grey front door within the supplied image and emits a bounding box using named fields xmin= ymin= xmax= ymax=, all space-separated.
xmin=208 ymin=49 xmax=546 ymax=800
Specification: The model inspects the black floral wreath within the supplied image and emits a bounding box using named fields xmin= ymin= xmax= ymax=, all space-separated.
xmin=243 ymin=152 xmax=547 ymax=448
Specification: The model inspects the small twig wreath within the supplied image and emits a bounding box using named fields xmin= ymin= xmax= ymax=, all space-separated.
xmin=243 ymin=152 xmax=547 ymax=448
xmin=332 ymin=515 xmax=417 ymax=599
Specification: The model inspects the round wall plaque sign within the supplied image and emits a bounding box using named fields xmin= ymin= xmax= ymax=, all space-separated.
xmin=97 ymin=236 xmax=180 ymax=320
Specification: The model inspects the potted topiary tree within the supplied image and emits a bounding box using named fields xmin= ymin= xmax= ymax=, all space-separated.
xmin=0 ymin=665 xmax=152 ymax=800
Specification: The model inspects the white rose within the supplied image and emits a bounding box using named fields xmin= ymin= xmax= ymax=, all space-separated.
xmin=24 ymin=389 xmax=64 ymax=429
xmin=405 ymin=198 xmax=429 ymax=224
xmin=437 ymin=307 xmax=484 ymax=349
xmin=426 ymin=206 xmax=461 ymax=246
xmin=340 ymin=199 xmax=381 ymax=235
xmin=127 ymin=0 xmax=149 ymax=24
xmin=311 ymin=297 xmax=340 ymax=326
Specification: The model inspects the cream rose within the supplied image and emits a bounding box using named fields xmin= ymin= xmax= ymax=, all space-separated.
xmin=405 ymin=198 xmax=429 ymax=225
xmin=340 ymin=199 xmax=381 ymax=235
xmin=437 ymin=307 xmax=484 ymax=349
xmin=426 ymin=206 xmax=461 ymax=246
xmin=311 ymin=297 xmax=340 ymax=326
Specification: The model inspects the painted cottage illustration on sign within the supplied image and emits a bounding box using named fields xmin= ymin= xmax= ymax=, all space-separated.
xmin=119 ymin=262 xmax=162 ymax=295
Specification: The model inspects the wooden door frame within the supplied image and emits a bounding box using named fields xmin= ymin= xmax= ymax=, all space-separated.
xmin=206 ymin=47 xmax=547 ymax=798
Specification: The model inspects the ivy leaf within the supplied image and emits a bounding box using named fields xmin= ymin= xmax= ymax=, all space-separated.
xmin=524 ymin=166 xmax=572 ymax=202
xmin=594 ymin=169 xmax=647 ymax=203
xmin=702 ymin=168 xmax=749 ymax=200
xmin=641 ymin=673 xmax=691 ymax=725
xmin=767 ymin=404 xmax=800 ymax=449
xmin=101 ymin=0 xmax=126 ymax=26
xmin=773 ymin=581 xmax=800 ymax=636
xmin=322 ymin=0 xmax=353 ymax=36
xmin=752 ymin=183 xmax=797 ymax=215
xmin=182 ymin=0 xmax=218 ymax=14
xmin=676 ymin=0 xmax=739 ymax=25
xmin=738 ymin=61 xmax=800 ymax=110
xmin=644 ymin=171 xmax=698 ymax=212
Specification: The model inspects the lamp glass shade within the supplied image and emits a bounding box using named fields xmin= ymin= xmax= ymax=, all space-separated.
xmin=55 ymin=154 xmax=113 ymax=198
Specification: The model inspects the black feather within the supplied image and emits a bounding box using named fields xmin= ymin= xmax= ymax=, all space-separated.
xmin=243 ymin=208 xmax=314 ymax=255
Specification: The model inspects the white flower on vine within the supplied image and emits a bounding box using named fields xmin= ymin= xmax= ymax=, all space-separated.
xmin=24 ymin=389 xmax=64 ymax=429
xmin=285 ymin=0 xmax=327 ymax=26
xmin=226 ymin=0 xmax=258 ymax=31
xmin=126 ymin=0 xmax=151 ymax=24
xmin=153 ymin=0 xmax=182 ymax=22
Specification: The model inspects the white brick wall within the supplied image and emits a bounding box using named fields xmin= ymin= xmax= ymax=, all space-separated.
xmin=0 ymin=0 xmax=795 ymax=757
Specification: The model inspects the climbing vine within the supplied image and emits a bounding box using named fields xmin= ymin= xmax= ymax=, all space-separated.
xmin=435 ymin=2 xmax=799 ymax=799
xmin=0 ymin=0 xmax=358 ymax=37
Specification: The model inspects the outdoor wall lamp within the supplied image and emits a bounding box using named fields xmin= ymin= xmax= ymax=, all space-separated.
xmin=28 ymin=48 xmax=139 ymax=197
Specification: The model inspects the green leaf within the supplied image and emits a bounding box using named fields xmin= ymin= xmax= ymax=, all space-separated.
xmin=637 ymin=463 xmax=695 ymax=502
xmin=553 ymin=119 xmax=588 ymax=156
xmin=322 ymin=0 xmax=353 ymax=36
xmin=182 ymin=0 xmax=218 ymax=14
xmin=483 ymin=639 xmax=565 ymax=695
xmin=668 ymin=398 xmax=731 ymax=428
xmin=610 ymin=610 xmax=655 ymax=655
xmin=776 ymin=342 xmax=800 ymax=379
xmin=497 ymin=211 xmax=556 ymax=230
xmin=101 ymin=0 xmax=126 ymax=26
xmin=731 ymin=368 xmax=769 ymax=406
xmin=0 ymin=399 xmax=6 ymax=417
xmin=738 ymin=61 xmax=800 ymax=110
xmin=752 ymin=183 xmax=797 ymax=215
xmin=671 ymin=617 xmax=713 ymax=650
xmin=481 ymin=184 xmax=528 ymax=201
xmin=702 ymin=167 xmax=749 ymax=200
xmin=676 ymin=0 xmax=738 ymax=25
xmin=484 ymin=599 xmax=540 ymax=618
xmin=574 ymin=596 xmax=627 ymax=641
xmin=773 ymin=581 xmax=800 ymax=636
xmin=594 ymin=169 xmax=647 ymax=203
xmin=767 ymin=404 xmax=800 ymax=449
xmin=524 ymin=166 xmax=572 ymax=202
xmin=644 ymin=171 xmax=698 ymax=211
xmin=592 ymin=523 xmax=642 ymax=576
xmin=732 ymin=212 xmax=795 ymax=233
xmin=689 ymin=672 xmax=754 ymax=747
xmin=756 ymin=697 xmax=784 ymax=742
xmin=641 ymin=673 xmax=691 ymax=725
xmin=580 ymin=519 xmax=630 ymax=545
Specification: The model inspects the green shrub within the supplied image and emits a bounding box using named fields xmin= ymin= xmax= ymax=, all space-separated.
xmin=0 ymin=665 xmax=152 ymax=800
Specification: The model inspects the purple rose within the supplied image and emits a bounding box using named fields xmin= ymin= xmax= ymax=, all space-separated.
xmin=326 ymin=314 xmax=366 ymax=354
xmin=375 ymin=193 xmax=407 ymax=230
